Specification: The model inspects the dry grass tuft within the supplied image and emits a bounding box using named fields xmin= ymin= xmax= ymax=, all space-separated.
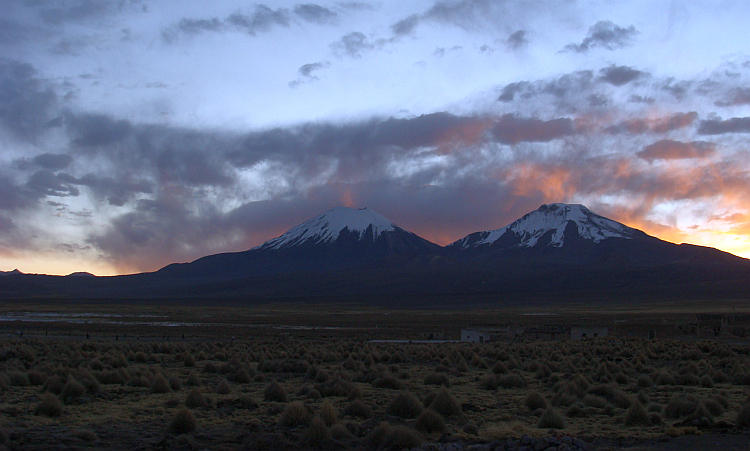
xmin=169 ymin=408 xmax=197 ymax=435
xmin=34 ymin=392 xmax=64 ymax=417
xmin=414 ymin=409 xmax=445 ymax=433
xmin=538 ymin=405 xmax=566 ymax=429
xmin=428 ymin=387 xmax=461 ymax=418
xmin=280 ymin=401 xmax=312 ymax=428
xmin=386 ymin=391 xmax=423 ymax=419
xmin=264 ymin=380 xmax=288 ymax=403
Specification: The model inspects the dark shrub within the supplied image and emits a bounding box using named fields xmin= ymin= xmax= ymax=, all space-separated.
xmin=34 ymin=393 xmax=64 ymax=417
xmin=280 ymin=401 xmax=311 ymax=428
xmin=415 ymin=409 xmax=445 ymax=433
xmin=538 ymin=405 xmax=565 ymax=429
xmin=185 ymin=387 xmax=208 ymax=408
xmin=319 ymin=399 xmax=338 ymax=426
xmin=737 ymin=404 xmax=750 ymax=429
xmin=372 ymin=375 xmax=404 ymax=390
xmin=497 ymin=373 xmax=527 ymax=389
xmin=665 ymin=395 xmax=699 ymax=419
xmin=61 ymin=377 xmax=86 ymax=404
xmin=428 ymin=387 xmax=461 ymax=418
xmin=150 ymin=373 xmax=172 ymax=394
xmin=625 ymin=400 xmax=650 ymax=426
xmin=382 ymin=425 xmax=422 ymax=451
xmin=169 ymin=408 xmax=197 ymax=434
xmin=479 ymin=374 xmax=497 ymax=390
xmin=304 ymin=415 xmax=331 ymax=448
xmin=264 ymin=380 xmax=288 ymax=403
xmin=525 ymin=391 xmax=547 ymax=411
xmin=423 ymin=372 xmax=451 ymax=387
xmin=215 ymin=378 xmax=232 ymax=395
xmin=386 ymin=391 xmax=423 ymax=419
xmin=342 ymin=399 xmax=372 ymax=419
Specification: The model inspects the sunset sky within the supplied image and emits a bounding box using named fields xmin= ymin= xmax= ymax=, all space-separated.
xmin=2 ymin=0 xmax=750 ymax=275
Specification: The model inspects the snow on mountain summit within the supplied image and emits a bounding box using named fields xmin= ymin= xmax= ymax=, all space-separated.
xmin=456 ymin=203 xmax=638 ymax=249
xmin=257 ymin=207 xmax=398 ymax=250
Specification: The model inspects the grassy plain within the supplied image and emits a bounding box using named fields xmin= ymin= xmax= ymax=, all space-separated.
xmin=0 ymin=299 xmax=748 ymax=450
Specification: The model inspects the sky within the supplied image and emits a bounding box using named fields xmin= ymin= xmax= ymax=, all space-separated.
xmin=2 ymin=0 xmax=750 ymax=276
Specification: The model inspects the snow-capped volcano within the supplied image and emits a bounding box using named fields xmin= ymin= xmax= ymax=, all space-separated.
xmin=452 ymin=203 xmax=641 ymax=250
xmin=257 ymin=207 xmax=397 ymax=250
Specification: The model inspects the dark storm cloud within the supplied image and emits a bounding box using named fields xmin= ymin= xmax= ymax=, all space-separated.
xmin=0 ymin=18 xmax=33 ymax=44
xmin=715 ymin=88 xmax=750 ymax=107
xmin=392 ymin=14 xmax=420 ymax=36
xmin=33 ymin=153 xmax=73 ymax=170
xmin=637 ymin=140 xmax=716 ymax=162
xmin=605 ymin=112 xmax=697 ymax=134
xmin=294 ymin=4 xmax=338 ymax=25
xmin=0 ymin=60 xmax=58 ymax=141
xmin=490 ymin=114 xmax=575 ymax=144
xmin=331 ymin=32 xmax=374 ymax=58
xmin=598 ymin=65 xmax=646 ymax=86
xmin=0 ymin=177 xmax=36 ymax=211
xmin=65 ymin=112 xmax=132 ymax=147
xmin=697 ymin=116 xmax=750 ymax=135
xmin=506 ymin=30 xmax=528 ymax=50
xmin=563 ymin=20 xmax=638 ymax=53
xmin=56 ymin=172 xmax=153 ymax=205
xmin=26 ymin=170 xmax=79 ymax=197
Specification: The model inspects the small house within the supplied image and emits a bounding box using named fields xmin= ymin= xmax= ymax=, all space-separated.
xmin=570 ymin=326 xmax=608 ymax=339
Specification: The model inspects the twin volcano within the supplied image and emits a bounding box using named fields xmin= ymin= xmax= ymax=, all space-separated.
xmin=1 ymin=203 xmax=749 ymax=303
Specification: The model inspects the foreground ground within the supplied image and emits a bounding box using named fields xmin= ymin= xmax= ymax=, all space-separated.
xmin=0 ymin=299 xmax=748 ymax=450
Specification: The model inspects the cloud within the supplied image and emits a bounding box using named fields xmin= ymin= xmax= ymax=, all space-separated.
xmin=163 ymin=5 xmax=291 ymax=41
xmin=598 ymin=65 xmax=646 ymax=86
xmin=715 ymin=88 xmax=750 ymax=107
xmin=33 ymin=153 xmax=74 ymax=170
xmin=637 ymin=140 xmax=716 ymax=162
xmin=0 ymin=60 xmax=58 ymax=141
xmin=697 ymin=116 xmax=750 ymax=135
xmin=177 ymin=18 xmax=224 ymax=35
xmin=26 ymin=170 xmax=79 ymax=197
xmin=65 ymin=112 xmax=132 ymax=147
xmin=506 ymin=30 xmax=528 ymax=50
xmin=331 ymin=32 xmax=374 ymax=58
xmin=227 ymin=5 xmax=291 ymax=35
xmin=606 ymin=112 xmax=697 ymax=134
xmin=35 ymin=0 xmax=144 ymax=25
xmin=563 ymin=20 xmax=638 ymax=53
xmin=391 ymin=14 xmax=420 ymax=36
xmin=490 ymin=114 xmax=575 ymax=144
xmin=294 ymin=4 xmax=338 ymax=25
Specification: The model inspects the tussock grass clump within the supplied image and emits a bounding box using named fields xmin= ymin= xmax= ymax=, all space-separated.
xmin=479 ymin=374 xmax=497 ymax=390
xmin=497 ymin=373 xmax=527 ymax=389
xmin=185 ymin=371 xmax=201 ymax=386
xmin=368 ymin=423 xmax=422 ymax=451
xmin=264 ymin=380 xmax=288 ymax=403
xmin=737 ymin=403 xmax=750 ymax=429
xmin=371 ymin=375 xmax=404 ymax=390
xmin=342 ymin=399 xmax=372 ymax=419
xmin=525 ymin=391 xmax=547 ymax=411
xmin=319 ymin=399 xmax=338 ymax=426
xmin=215 ymin=378 xmax=232 ymax=395
xmin=625 ymin=399 xmax=650 ymax=426
xmin=184 ymin=387 xmax=209 ymax=408
xmin=423 ymin=372 xmax=451 ymax=387
xmin=491 ymin=360 xmax=508 ymax=374
xmin=61 ymin=377 xmax=86 ymax=404
xmin=150 ymin=373 xmax=172 ymax=394
xmin=664 ymin=395 xmax=699 ymax=419
xmin=34 ymin=392 xmax=64 ymax=417
xmin=427 ymin=387 xmax=461 ymax=418
xmin=169 ymin=408 xmax=197 ymax=434
xmin=279 ymin=401 xmax=311 ymax=428
xmin=538 ymin=405 xmax=566 ymax=429
xmin=414 ymin=409 xmax=445 ymax=433
xmin=636 ymin=374 xmax=653 ymax=388
xmin=386 ymin=391 xmax=423 ymax=419
xmin=42 ymin=375 xmax=65 ymax=394
xmin=304 ymin=415 xmax=331 ymax=448
xmin=8 ymin=370 xmax=29 ymax=387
